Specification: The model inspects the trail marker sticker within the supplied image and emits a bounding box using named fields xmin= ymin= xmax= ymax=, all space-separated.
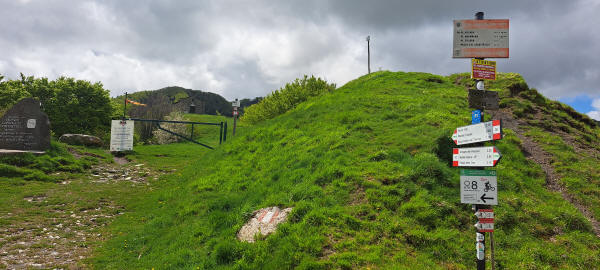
xmin=452 ymin=120 xmax=502 ymax=145
xmin=460 ymin=169 xmax=498 ymax=205
xmin=110 ymin=120 xmax=134 ymax=151
xmin=472 ymin=110 xmax=482 ymax=124
xmin=453 ymin=146 xmax=502 ymax=167
xmin=471 ymin=59 xmax=497 ymax=80
xmin=453 ymin=19 xmax=509 ymax=58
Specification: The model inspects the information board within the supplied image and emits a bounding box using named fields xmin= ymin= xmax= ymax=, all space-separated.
xmin=453 ymin=19 xmax=509 ymax=58
xmin=110 ymin=120 xmax=134 ymax=151
xmin=460 ymin=169 xmax=498 ymax=205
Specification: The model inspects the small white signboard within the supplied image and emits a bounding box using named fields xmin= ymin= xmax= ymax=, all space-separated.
xmin=110 ymin=120 xmax=134 ymax=151
xmin=475 ymin=209 xmax=494 ymax=219
xmin=453 ymin=146 xmax=501 ymax=167
xmin=232 ymin=100 xmax=240 ymax=108
xmin=460 ymin=169 xmax=498 ymax=205
xmin=475 ymin=221 xmax=494 ymax=232
xmin=452 ymin=120 xmax=502 ymax=145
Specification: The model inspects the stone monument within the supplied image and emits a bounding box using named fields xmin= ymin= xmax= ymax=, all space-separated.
xmin=0 ymin=98 xmax=51 ymax=151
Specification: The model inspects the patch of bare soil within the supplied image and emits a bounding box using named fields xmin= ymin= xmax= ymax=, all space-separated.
xmin=0 ymin=152 xmax=163 ymax=269
xmin=0 ymin=202 xmax=123 ymax=269
xmin=89 ymin=161 xmax=156 ymax=184
xmin=490 ymin=109 xmax=600 ymax=237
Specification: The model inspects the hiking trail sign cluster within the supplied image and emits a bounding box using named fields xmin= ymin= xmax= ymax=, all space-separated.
xmin=453 ymin=12 xmax=509 ymax=269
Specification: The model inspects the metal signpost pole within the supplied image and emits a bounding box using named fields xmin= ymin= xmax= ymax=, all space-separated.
xmin=233 ymin=99 xmax=238 ymax=136
xmin=366 ymin=36 xmax=371 ymax=74
xmin=123 ymin=92 xmax=127 ymax=120
xmin=474 ymin=12 xmax=486 ymax=270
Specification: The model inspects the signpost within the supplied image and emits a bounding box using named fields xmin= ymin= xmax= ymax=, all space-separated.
xmin=452 ymin=120 xmax=502 ymax=145
xmin=454 ymin=12 xmax=507 ymax=269
xmin=110 ymin=120 xmax=134 ymax=151
xmin=453 ymin=147 xmax=502 ymax=167
xmin=453 ymin=19 xmax=509 ymax=58
xmin=472 ymin=59 xmax=497 ymax=80
xmin=460 ymin=169 xmax=498 ymax=205
xmin=232 ymin=99 xmax=239 ymax=136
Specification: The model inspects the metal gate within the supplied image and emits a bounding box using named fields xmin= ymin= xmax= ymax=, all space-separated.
xmin=127 ymin=118 xmax=227 ymax=150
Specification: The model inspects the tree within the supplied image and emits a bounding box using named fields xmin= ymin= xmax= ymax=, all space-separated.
xmin=45 ymin=77 xmax=112 ymax=137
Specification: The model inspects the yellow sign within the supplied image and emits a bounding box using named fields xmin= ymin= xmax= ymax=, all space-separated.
xmin=471 ymin=59 xmax=497 ymax=80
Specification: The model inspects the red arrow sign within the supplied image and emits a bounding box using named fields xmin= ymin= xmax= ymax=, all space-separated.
xmin=475 ymin=221 xmax=494 ymax=232
xmin=475 ymin=209 xmax=494 ymax=221
xmin=452 ymin=120 xmax=502 ymax=145
xmin=453 ymin=146 xmax=501 ymax=167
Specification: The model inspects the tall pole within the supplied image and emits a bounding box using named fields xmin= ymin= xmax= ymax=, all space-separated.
xmin=366 ymin=36 xmax=371 ymax=74
xmin=474 ymin=11 xmax=486 ymax=270
xmin=123 ymin=92 xmax=127 ymax=120
xmin=233 ymin=98 xmax=238 ymax=136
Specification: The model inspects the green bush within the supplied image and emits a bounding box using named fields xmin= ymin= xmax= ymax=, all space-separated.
xmin=241 ymin=75 xmax=335 ymax=124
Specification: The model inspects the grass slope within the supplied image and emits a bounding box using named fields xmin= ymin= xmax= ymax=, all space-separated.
xmin=92 ymin=71 xmax=600 ymax=269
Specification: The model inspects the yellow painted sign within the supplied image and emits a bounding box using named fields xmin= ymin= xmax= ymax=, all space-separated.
xmin=471 ymin=59 xmax=497 ymax=80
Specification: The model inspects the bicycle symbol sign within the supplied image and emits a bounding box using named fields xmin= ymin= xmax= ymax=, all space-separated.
xmin=460 ymin=169 xmax=498 ymax=205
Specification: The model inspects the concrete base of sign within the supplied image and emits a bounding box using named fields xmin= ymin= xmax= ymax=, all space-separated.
xmin=237 ymin=207 xmax=293 ymax=243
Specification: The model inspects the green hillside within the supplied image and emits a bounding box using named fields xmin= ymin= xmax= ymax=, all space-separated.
xmin=92 ymin=71 xmax=600 ymax=269
xmin=115 ymin=86 xmax=235 ymax=117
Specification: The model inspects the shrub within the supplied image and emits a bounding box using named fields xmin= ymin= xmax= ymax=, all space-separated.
xmin=241 ymin=75 xmax=335 ymax=124
xmin=152 ymin=111 xmax=188 ymax=144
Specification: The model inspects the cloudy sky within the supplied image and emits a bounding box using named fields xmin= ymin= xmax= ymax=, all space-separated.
xmin=1 ymin=0 xmax=599 ymax=119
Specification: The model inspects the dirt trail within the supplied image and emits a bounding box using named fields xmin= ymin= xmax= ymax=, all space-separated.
xmin=0 ymin=155 xmax=160 ymax=269
xmin=490 ymin=109 xmax=600 ymax=237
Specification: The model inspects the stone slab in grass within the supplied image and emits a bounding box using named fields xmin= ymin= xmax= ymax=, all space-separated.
xmin=237 ymin=206 xmax=292 ymax=243
xmin=59 ymin=134 xmax=103 ymax=147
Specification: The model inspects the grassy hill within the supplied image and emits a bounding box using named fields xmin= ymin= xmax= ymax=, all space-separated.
xmin=114 ymin=86 xmax=234 ymax=117
xmin=91 ymin=71 xmax=600 ymax=269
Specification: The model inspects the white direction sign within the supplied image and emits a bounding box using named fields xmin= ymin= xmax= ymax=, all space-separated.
xmin=110 ymin=120 xmax=134 ymax=151
xmin=453 ymin=19 xmax=509 ymax=58
xmin=232 ymin=100 xmax=240 ymax=108
xmin=452 ymin=120 xmax=502 ymax=145
xmin=474 ymin=221 xmax=494 ymax=232
xmin=475 ymin=209 xmax=494 ymax=219
xmin=460 ymin=169 xmax=498 ymax=205
xmin=453 ymin=146 xmax=501 ymax=167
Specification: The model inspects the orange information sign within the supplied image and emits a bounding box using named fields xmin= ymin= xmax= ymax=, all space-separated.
xmin=471 ymin=59 xmax=496 ymax=80
xmin=453 ymin=19 xmax=509 ymax=58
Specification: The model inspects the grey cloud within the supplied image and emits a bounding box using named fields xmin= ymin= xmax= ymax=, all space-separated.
xmin=0 ymin=0 xmax=598 ymax=104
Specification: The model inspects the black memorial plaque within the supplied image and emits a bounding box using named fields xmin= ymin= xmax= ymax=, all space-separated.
xmin=0 ymin=98 xmax=51 ymax=151
xmin=468 ymin=89 xmax=499 ymax=110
